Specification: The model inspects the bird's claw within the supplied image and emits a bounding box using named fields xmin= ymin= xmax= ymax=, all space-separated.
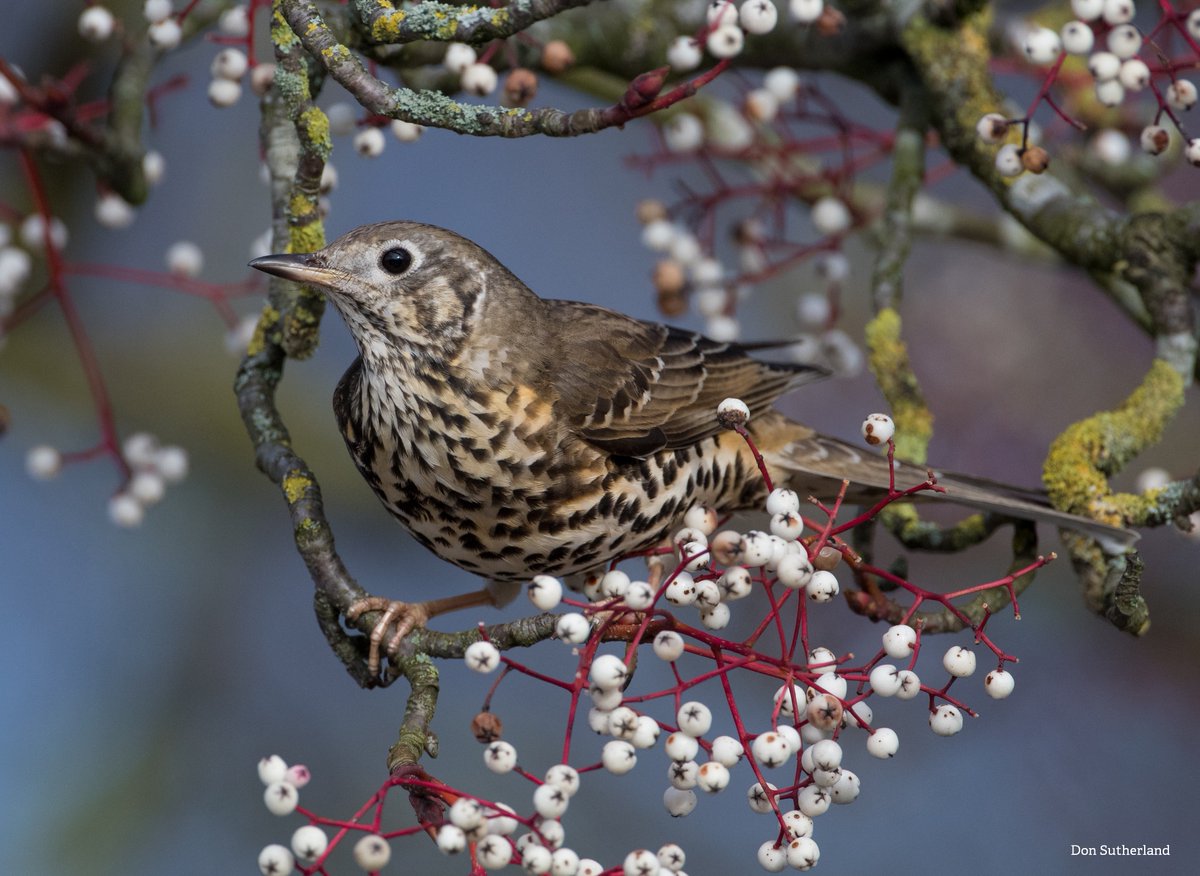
xmin=345 ymin=596 xmax=432 ymax=677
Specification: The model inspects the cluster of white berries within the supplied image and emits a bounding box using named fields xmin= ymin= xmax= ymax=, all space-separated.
xmin=262 ymin=405 xmax=1017 ymax=872
xmin=635 ymin=197 xmax=861 ymax=375
xmin=144 ymin=0 xmax=182 ymax=51
xmin=1000 ymin=2 xmax=1200 ymax=171
xmin=323 ymin=98 xmax=424 ymax=159
xmin=667 ymin=1 xmax=823 ymax=71
xmin=0 ymin=223 xmax=35 ymax=326
xmin=256 ymin=755 xmax=397 ymax=874
xmin=108 ymin=432 xmax=190 ymax=526
xmin=27 ymin=432 xmax=188 ymax=527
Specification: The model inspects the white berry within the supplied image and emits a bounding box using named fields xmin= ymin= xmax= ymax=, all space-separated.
xmin=861 ymin=412 xmax=894 ymax=446
xmin=26 ymin=445 xmax=63 ymax=479
xmin=739 ymin=0 xmax=779 ymax=35
xmin=942 ymin=645 xmax=977 ymax=677
xmin=929 ymin=704 xmax=964 ymax=736
xmin=667 ymin=36 xmax=702 ymax=72
xmin=1022 ymin=27 xmax=1062 ymax=65
xmin=985 ymin=668 xmax=1016 ymax=698
xmin=866 ymin=727 xmax=900 ymax=758
xmin=1060 ymin=21 xmax=1094 ymax=55
xmin=462 ymin=63 xmax=498 ymax=96
xmin=789 ymin=0 xmax=824 ymax=24
xmin=79 ymin=7 xmax=116 ymax=42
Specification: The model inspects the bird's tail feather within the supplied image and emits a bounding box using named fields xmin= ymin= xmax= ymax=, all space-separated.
xmin=765 ymin=433 xmax=1138 ymax=551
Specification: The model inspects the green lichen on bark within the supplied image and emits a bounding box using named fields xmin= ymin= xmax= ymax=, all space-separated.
xmin=864 ymin=307 xmax=933 ymax=465
xmin=1043 ymin=359 xmax=1185 ymax=527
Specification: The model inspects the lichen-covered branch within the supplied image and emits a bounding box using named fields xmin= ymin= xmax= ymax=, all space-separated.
xmin=354 ymin=0 xmax=601 ymax=46
xmin=282 ymin=0 xmax=720 ymax=137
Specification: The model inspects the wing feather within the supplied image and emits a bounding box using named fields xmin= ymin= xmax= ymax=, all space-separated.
xmin=548 ymin=302 xmax=822 ymax=458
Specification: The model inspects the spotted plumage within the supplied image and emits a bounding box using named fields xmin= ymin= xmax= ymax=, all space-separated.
xmin=250 ymin=221 xmax=1136 ymax=620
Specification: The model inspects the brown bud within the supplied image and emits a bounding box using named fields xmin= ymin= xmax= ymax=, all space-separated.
xmin=541 ymin=40 xmax=575 ymax=74
xmin=657 ymin=288 xmax=687 ymax=318
xmin=812 ymin=545 xmax=841 ymax=571
xmin=652 ymin=259 xmax=686 ymax=296
xmin=502 ymin=68 xmax=538 ymax=107
xmin=0 ymin=403 xmax=8 ymax=436
xmin=636 ymin=199 xmax=669 ymax=225
xmin=471 ymin=710 xmax=503 ymax=744
xmin=805 ymin=693 xmax=844 ymax=731
xmin=623 ymin=66 xmax=669 ymax=111
xmin=1020 ymin=145 xmax=1050 ymax=174
xmin=816 ymin=5 xmax=847 ymax=36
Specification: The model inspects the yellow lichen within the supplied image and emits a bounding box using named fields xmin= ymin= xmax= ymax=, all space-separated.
xmin=245 ymin=305 xmax=280 ymax=357
xmin=864 ymin=307 xmax=934 ymax=464
xmin=1043 ymin=359 xmax=1185 ymax=524
xmin=283 ymin=471 xmax=312 ymax=504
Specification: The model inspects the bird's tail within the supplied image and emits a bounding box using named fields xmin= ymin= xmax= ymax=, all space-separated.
xmin=759 ymin=425 xmax=1138 ymax=551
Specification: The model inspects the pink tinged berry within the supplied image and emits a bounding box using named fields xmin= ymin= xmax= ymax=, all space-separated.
xmin=1186 ymin=138 xmax=1200 ymax=167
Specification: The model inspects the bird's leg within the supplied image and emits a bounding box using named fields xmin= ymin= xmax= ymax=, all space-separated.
xmin=346 ymin=588 xmax=500 ymax=676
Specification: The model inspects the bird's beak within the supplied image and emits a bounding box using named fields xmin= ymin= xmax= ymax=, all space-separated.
xmin=248 ymin=253 xmax=338 ymax=287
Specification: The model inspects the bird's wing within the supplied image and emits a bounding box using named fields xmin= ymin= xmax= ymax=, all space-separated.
xmin=547 ymin=302 xmax=822 ymax=458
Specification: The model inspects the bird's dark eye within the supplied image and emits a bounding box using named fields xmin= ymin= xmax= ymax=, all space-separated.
xmin=380 ymin=247 xmax=413 ymax=275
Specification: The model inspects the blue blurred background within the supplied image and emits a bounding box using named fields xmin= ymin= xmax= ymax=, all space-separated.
xmin=2 ymin=6 xmax=1198 ymax=876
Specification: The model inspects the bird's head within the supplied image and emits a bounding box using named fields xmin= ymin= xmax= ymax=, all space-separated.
xmin=250 ymin=221 xmax=513 ymax=362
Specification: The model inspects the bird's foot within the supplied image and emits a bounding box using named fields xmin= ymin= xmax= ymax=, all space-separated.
xmin=345 ymin=596 xmax=432 ymax=677
xmin=345 ymin=588 xmax=502 ymax=676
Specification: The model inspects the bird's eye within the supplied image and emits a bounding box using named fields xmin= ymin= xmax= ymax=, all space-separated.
xmin=380 ymin=247 xmax=413 ymax=275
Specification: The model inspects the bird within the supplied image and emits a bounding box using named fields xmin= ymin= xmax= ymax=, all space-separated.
xmin=250 ymin=221 xmax=1136 ymax=667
